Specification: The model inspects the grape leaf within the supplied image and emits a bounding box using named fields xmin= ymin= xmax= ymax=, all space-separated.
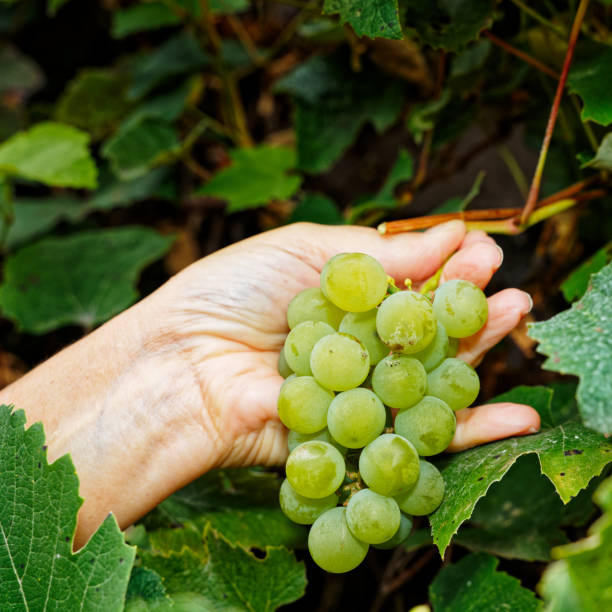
xmin=429 ymin=553 xmax=542 ymax=611
xmin=102 ymin=117 xmax=179 ymax=180
xmin=139 ymin=527 xmax=306 ymax=612
xmin=196 ymin=146 xmax=302 ymax=212
xmin=561 ymin=243 xmax=612 ymax=302
xmin=0 ymin=46 xmax=43 ymax=96
xmin=0 ymin=122 xmax=97 ymax=189
xmin=55 ymin=69 xmax=132 ymax=140
xmin=568 ymin=45 xmax=612 ymax=126
xmin=0 ymin=226 xmax=173 ymax=333
xmin=539 ymin=477 xmax=612 ymax=612
xmin=0 ymin=406 xmax=135 ymax=611
xmin=112 ymin=2 xmax=181 ymax=38
xmin=401 ymin=0 xmax=496 ymax=51
xmin=429 ymin=385 xmax=612 ymax=555
xmin=275 ymin=53 xmax=405 ymax=173
xmin=210 ymin=0 xmax=249 ymax=14
xmin=125 ymin=567 xmax=170 ymax=607
xmin=581 ymin=132 xmax=612 ymax=171
xmin=289 ymin=194 xmax=344 ymax=225
xmin=323 ymin=0 xmax=403 ymax=40
xmin=529 ymin=261 xmax=612 ymax=434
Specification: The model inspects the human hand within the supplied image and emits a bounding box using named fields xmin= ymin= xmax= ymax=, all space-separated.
xmin=149 ymin=220 xmax=539 ymax=470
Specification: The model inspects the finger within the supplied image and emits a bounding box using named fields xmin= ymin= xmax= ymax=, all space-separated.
xmin=439 ymin=240 xmax=504 ymax=289
xmin=458 ymin=289 xmax=532 ymax=366
xmin=460 ymin=229 xmax=498 ymax=249
xmin=284 ymin=220 xmax=466 ymax=284
xmin=447 ymin=402 xmax=541 ymax=452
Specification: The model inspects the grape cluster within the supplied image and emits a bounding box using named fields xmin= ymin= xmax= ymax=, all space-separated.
xmin=277 ymin=253 xmax=488 ymax=573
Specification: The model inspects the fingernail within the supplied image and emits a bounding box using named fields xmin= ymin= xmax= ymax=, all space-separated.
xmin=523 ymin=291 xmax=533 ymax=313
xmin=527 ymin=426 xmax=538 ymax=434
xmin=494 ymin=244 xmax=504 ymax=267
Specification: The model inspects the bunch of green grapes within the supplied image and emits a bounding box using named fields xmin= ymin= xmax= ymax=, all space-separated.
xmin=277 ymin=253 xmax=488 ymax=573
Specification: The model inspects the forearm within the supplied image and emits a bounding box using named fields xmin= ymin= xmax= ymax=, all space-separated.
xmin=0 ymin=297 xmax=218 ymax=548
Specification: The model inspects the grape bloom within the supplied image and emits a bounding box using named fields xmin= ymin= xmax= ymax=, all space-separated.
xmin=277 ymin=252 xmax=488 ymax=573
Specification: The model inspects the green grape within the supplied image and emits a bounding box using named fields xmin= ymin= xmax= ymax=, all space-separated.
xmin=287 ymin=287 xmax=345 ymax=329
xmin=433 ymin=279 xmax=488 ymax=338
xmin=427 ymin=358 xmax=480 ymax=412
xmin=278 ymin=376 xmax=334 ymax=434
xmin=279 ymin=478 xmax=337 ymax=525
xmin=320 ymin=252 xmax=388 ymax=312
xmin=310 ymin=333 xmax=370 ymax=391
xmin=371 ymin=354 xmax=427 ymax=410
xmin=277 ymin=349 xmax=293 ymax=378
xmin=412 ymin=321 xmax=449 ymax=372
xmin=376 ymin=291 xmax=437 ymax=354
xmin=283 ymin=321 xmax=335 ymax=376
xmin=286 ymin=440 xmax=345 ymax=498
xmin=345 ymin=489 xmax=400 ymax=544
xmin=359 ymin=434 xmax=420 ymax=497
xmin=326 ymin=388 xmax=386 ymax=449
xmin=308 ymin=507 xmax=369 ymax=573
xmin=394 ymin=396 xmax=456 ymax=456
xmin=447 ymin=336 xmax=460 ymax=357
xmin=339 ymin=310 xmax=389 ymax=365
xmin=394 ymin=460 xmax=445 ymax=515
xmin=288 ymin=428 xmax=346 ymax=454
xmin=373 ymin=513 xmax=413 ymax=550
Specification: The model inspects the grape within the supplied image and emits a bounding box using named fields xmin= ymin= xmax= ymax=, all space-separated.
xmin=320 ymin=252 xmax=388 ymax=312
xmin=376 ymin=291 xmax=437 ymax=354
xmin=339 ymin=310 xmax=389 ymax=365
xmin=277 ymin=376 xmax=334 ymax=434
xmin=371 ymin=354 xmax=427 ymax=410
xmin=346 ymin=489 xmax=400 ymax=544
xmin=326 ymin=388 xmax=386 ymax=448
xmin=412 ymin=321 xmax=449 ymax=372
xmin=310 ymin=333 xmax=370 ymax=391
xmin=395 ymin=460 xmax=445 ymax=515
xmin=279 ymin=478 xmax=337 ymax=525
xmin=427 ymin=358 xmax=480 ymax=412
xmin=433 ymin=279 xmax=488 ymax=338
xmin=373 ymin=513 xmax=413 ymax=550
xmin=287 ymin=287 xmax=345 ymax=330
xmin=288 ymin=428 xmax=346 ymax=454
xmin=285 ymin=440 xmax=345 ymax=498
xmin=447 ymin=336 xmax=460 ymax=357
xmin=283 ymin=321 xmax=335 ymax=376
xmin=277 ymin=349 xmax=293 ymax=378
xmin=394 ymin=396 xmax=456 ymax=456
xmin=359 ymin=434 xmax=420 ymax=496
xmin=308 ymin=507 xmax=369 ymax=573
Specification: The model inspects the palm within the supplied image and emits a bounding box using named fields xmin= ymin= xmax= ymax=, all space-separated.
xmin=161 ymin=221 xmax=537 ymax=467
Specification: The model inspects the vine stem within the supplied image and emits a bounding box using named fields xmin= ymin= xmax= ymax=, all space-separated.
xmin=520 ymin=0 xmax=591 ymax=226
xmin=509 ymin=0 xmax=567 ymax=37
xmin=483 ymin=30 xmax=559 ymax=79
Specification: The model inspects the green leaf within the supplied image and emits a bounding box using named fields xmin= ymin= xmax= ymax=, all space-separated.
xmin=210 ymin=0 xmax=249 ymax=14
xmin=0 ymin=406 xmax=135 ymax=610
xmin=450 ymin=39 xmax=491 ymax=78
xmin=0 ymin=226 xmax=173 ymax=333
xmin=47 ymin=0 xmax=70 ymax=16
xmin=128 ymin=79 xmax=193 ymax=123
xmin=102 ymin=117 xmax=180 ymax=180
xmin=539 ymin=476 xmax=612 ymax=612
xmin=561 ymin=243 xmax=612 ymax=302
xmin=454 ymin=455 xmax=570 ymax=561
xmin=0 ymin=122 xmax=97 ymax=188
xmin=128 ymin=33 xmax=209 ymax=100
xmin=323 ymin=0 xmax=403 ymax=40
xmin=429 ymin=385 xmax=612 ymax=555
xmin=568 ymin=44 xmax=612 ymax=126
xmin=140 ymin=528 xmax=307 ymax=612
xmin=143 ymin=468 xmax=307 ymax=550
xmin=276 ymin=53 xmax=405 ymax=173
xmin=0 ymin=45 xmax=43 ymax=96
xmin=289 ymin=193 xmax=344 ymax=224
xmin=401 ymin=0 xmax=496 ymax=51
xmin=582 ymin=132 xmax=612 ymax=171
xmin=407 ymin=89 xmax=451 ymax=144
xmin=196 ymin=145 xmax=302 ymax=212
xmin=125 ymin=567 xmax=170 ymax=605
xmin=529 ymin=261 xmax=612 ymax=434
xmin=112 ymin=2 xmax=181 ymax=38
xmin=55 ymin=69 xmax=132 ymax=140
xmin=429 ymin=553 xmax=542 ymax=611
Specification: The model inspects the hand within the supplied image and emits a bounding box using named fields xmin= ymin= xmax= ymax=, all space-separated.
xmin=151 ymin=220 xmax=538 ymax=468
